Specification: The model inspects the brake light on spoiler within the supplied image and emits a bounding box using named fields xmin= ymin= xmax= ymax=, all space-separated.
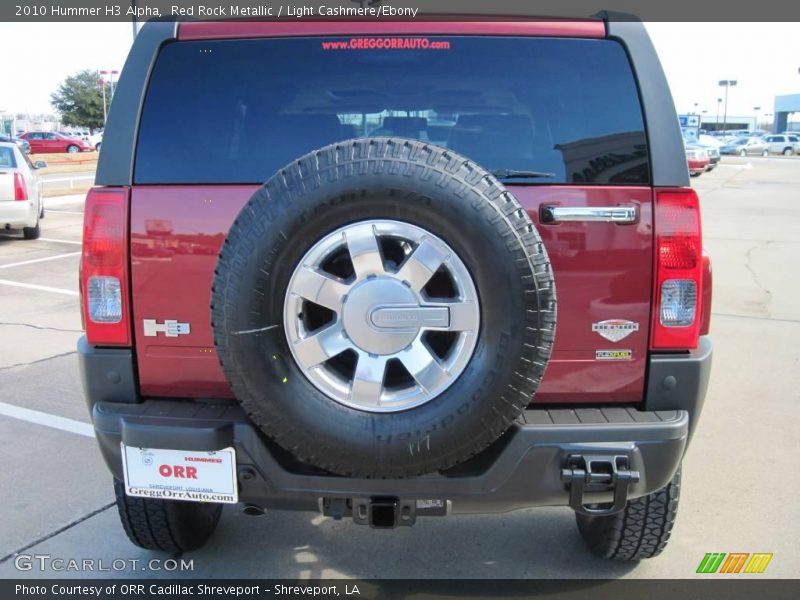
xmin=651 ymin=188 xmax=703 ymax=350
xmin=80 ymin=187 xmax=131 ymax=346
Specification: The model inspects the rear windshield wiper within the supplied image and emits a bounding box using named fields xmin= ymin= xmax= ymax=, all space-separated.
xmin=490 ymin=169 xmax=556 ymax=179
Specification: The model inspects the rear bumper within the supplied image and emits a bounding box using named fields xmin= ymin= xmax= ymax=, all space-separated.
xmin=79 ymin=336 xmax=712 ymax=515
xmin=1 ymin=200 xmax=37 ymax=228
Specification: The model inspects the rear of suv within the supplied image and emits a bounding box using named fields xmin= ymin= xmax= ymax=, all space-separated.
xmin=79 ymin=14 xmax=712 ymax=560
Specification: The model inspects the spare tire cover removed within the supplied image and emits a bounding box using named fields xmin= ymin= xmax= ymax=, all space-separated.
xmin=211 ymin=138 xmax=556 ymax=478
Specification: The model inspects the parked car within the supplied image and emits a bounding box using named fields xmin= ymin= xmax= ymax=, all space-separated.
xmin=762 ymin=134 xmax=800 ymax=156
xmin=719 ymin=137 xmax=768 ymax=156
xmin=697 ymin=134 xmax=724 ymax=149
xmin=686 ymin=144 xmax=710 ymax=175
xmin=0 ymin=134 xmax=31 ymax=154
xmin=88 ymin=131 xmax=103 ymax=151
xmin=19 ymin=131 xmax=93 ymax=154
xmin=60 ymin=130 xmax=91 ymax=141
xmin=81 ymin=15 xmax=711 ymax=562
xmin=688 ymin=137 xmax=720 ymax=170
xmin=0 ymin=142 xmax=45 ymax=239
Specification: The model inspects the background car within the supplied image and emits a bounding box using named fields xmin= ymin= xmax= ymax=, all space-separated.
xmin=0 ymin=141 xmax=45 ymax=239
xmin=762 ymin=134 xmax=800 ymax=155
xmin=19 ymin=131 xmax=93 ymax=153
xmin=88 ymin=131 xmax=103 ymax=151
xmin=719 ymin=137 xmax=768 ymax=156
xmin=0 ymin=134 xmax=31 ymax=154
xmin=690 ymin=135 xmax=721 ymax=170
xmin=686 ymin=144 xmax=710 ymax=176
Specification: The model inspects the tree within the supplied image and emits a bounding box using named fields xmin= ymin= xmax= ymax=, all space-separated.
xmin=50 ymin=70 xmax=107 ymax=130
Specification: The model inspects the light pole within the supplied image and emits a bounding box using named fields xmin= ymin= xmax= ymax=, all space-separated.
xmin=719 ymin=80 xmax=737 ymax=132
xmin=109 ymin=70 xmax=119 ymax=100
xmin=715 ymin=97 xmax=722 ymax=132
xmin=98 ymin=75 xmax=107 ymax=124
xmin=693 ymin=102 xmax=699 ymax=115
xmin=753 ymin=106 xmax=761 ymax=131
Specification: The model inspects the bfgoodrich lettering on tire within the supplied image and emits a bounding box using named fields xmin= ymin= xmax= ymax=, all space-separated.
xmin=211 ymin=138 xmax=556 ymax=478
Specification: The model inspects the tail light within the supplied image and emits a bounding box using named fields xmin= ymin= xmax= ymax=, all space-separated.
xmin=80 ymin=187 xmax=131 ymax=346
xmin=14 ymin=172 xmax=27 ymax=201
xmin=651 ymin=188 xmax=703 ymax=350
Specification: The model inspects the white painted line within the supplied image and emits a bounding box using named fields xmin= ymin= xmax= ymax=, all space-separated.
xmin=45 ymin=210 xmax=84 ymax=215
xmin=0 ymin=252 xmax=80 ymax=270
xmin=718 ymin=163 xmax=753 ymax=170
xmin=0 ymin=279 xmax=79 ymax=296
xmin=0 ymin=402 xmax=95 ymax=438
xmin=43 ymin=176 xmax=95 ymax=184
xmin=40 ymin=237 xmax=82 ymax=246
xmin=44 ymin=195 xmax=88 ymax=207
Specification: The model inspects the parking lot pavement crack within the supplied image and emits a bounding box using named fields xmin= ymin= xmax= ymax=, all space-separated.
xmin=0 ymin=350 xmax=77 ymax=373
xmin=0 ymin=321 xmax=83 ymax=334
xmin=0 ymin=502 xmax=115 ymax=565
xmin=743 ymin=240 xmax=774 ymax=315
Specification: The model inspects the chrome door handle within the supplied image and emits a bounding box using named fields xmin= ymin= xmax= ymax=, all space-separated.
xmin=540 ymin=205 xmax=638 ymax=224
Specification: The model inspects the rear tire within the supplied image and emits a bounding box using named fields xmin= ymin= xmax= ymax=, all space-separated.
xmin=575 ymin=467 xmax=681 ymax=560
xmin=761 ymin=149 xmax=768 ymax=157
xmin=66 ymin=145 xmax=79 ymax=154
xmin=23 ymin=220 xmax=41 ymax=240
xmin=113 ymin=479 xmax=223 ymax=552
xmin=783 ymin=147 xmax=793 ymax=156
xmin=739 ymin=149 xmax=746 ymax=157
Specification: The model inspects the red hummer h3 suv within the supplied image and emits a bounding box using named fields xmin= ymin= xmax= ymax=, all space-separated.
xmin=79 ymin=13 xmax=712 ymax=559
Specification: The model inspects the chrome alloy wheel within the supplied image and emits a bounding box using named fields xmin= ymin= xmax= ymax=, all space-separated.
xmin=283 ymin=220 xmax=480 ymax=412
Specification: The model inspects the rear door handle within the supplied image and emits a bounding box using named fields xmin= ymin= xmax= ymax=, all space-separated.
xmin=540 ymin=206 xmax=638 ymax=224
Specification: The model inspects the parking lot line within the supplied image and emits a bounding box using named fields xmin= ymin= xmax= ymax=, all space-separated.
xmin=39 ymin=238 xmax=82 ymax=246
xmin=0 ymin=252 xmax=81 ymax=270
xmin=0 ymin=279 xmax=78 ymax=296
xmin=0 ymin=402 xmax=95 ymax=438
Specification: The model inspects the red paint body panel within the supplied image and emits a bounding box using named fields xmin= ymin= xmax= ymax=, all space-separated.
xmin=518 ymin=186 xmax=653 ymax=403
xmin=131 ymin=185 xmax=653 ymax=403
xmin=178 ymin=20 xmax=606 ymax=41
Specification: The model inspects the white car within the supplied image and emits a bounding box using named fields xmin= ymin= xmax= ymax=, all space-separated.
xmin=0 ymin=142 xmax=45 ymax=239
xmin=89 ymin=132 xmax=103 ymax=151
xmin=762 ymin=134 xmax=800 ymax=156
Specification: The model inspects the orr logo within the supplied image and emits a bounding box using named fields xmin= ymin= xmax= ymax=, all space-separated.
xmin=696 ymin=552 xmax=773 ymax=574
xmin=159 ymin=464 xmax=198 ymax=479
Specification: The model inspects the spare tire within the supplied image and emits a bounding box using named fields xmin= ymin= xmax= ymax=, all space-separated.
xmin=211 ymin=138 xmax=555 ymax=478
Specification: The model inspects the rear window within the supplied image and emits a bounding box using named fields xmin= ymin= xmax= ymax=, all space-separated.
xmin=0 ymin=146 xmax=17 ymax=169
xmin=135 ymin=36 xmax=649 ymax=185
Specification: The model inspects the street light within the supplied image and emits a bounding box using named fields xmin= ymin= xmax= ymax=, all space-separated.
xmin=99 ymin=70 xmax=120 ymax=125
xmin=718 ymin=80 xmax=737 ymax=132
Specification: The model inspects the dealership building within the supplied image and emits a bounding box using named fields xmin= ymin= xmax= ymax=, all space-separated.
xmin=773 ymin=94 xmax=800 ymax=133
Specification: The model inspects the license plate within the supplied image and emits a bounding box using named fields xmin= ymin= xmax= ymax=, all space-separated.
xmin=121 ymin=444 xmax=238 ymax=504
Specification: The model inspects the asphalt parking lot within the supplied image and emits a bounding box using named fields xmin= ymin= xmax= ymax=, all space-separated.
xmin=0 ymin=157 xmax=798 ymax=579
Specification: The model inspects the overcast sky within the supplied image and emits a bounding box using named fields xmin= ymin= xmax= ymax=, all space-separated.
xmin=1 ymin=21 xmax=798 ymax=122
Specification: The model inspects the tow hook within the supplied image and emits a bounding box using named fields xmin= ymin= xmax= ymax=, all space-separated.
xmin=561 ymin=455 xmax=640 ymax=516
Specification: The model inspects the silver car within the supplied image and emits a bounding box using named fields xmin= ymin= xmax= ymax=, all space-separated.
xmin=719 ymin=137 xmax=768 ymax=157
xmin=762 ymin=134 xmax=800 ymax=156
